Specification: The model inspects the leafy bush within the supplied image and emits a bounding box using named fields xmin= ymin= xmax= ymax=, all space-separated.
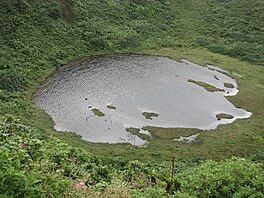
xmin=0 ymin=115 xmax=162 ymax=197
xmin=174 ymin=158 xmax=264 ymax=197
xmin=200 ymin=0 xmax=264 ymax=65
xmin=90 ymin=36 xmax=109 ymax=51
xmin=0 ymin=69 xmax=27 ymax=92
xmin=195 ymin=37 xmax=210 ymax=47
xmin=117 ymin=33 xmax=141 ymax=49
xmin=0 ymin=115 xmax=71 ymax=197
xmin=131 ymin=187 xmax=166 ymax=198
xmin=0 ymin=115 xmax=263 ymax=197
xmin=208 ymin=44 xmax=229 ymax=55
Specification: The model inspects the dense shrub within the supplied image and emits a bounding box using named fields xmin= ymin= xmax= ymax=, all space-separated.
xmin=1 ymin=115 xmax=263 ymax=197
xmin=0 ymin=115 xmax=70 ymax=197
xmin=0 ymin=69 xmax=27 ymax=92
xmin=195 ymin=37 xmax=211 ymax=47
xmin=0 ymin=115 xmax=163 ymax=197
xmin=174 ymin=158 xmax=264 ymax=197
xmin=208 ymin=44 xmax=229 ymax=55
xmin=90 ymin=36 xmax=109 ymax=51
xmin=199 ymin=0 xmax=264 ymax=65
xmin=117 ymin=34 xmax=141 ymax=49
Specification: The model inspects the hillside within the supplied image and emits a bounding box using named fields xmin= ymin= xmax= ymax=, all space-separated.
xmin=0 ymin=0 xmax=264 ymax=197
xmin=1 ymin=0 xmax=263 ymax=92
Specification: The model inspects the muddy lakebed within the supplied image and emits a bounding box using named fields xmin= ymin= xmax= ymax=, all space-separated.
xmin=34 ymin=55 xmax=251 ymax=146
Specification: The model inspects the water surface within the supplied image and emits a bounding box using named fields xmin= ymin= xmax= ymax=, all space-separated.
xmin=34 ymin=55 xmax=251 ymax=146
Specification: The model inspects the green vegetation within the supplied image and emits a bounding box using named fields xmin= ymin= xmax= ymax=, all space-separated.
xmin=196 ymin=0 xmax=264 ymax=65
xmin=126 ymin=127 xmax=150 ymax=141
xmin=126 ymin=127 xmax=140 ymax=133
xmin=107 ymin=105 xmax=116 ymax=110
xmin=224 ymin=82 xmax=235 ymax=89
xmin=188 ymin=79 xmax=224 ymax=92
xmin=216 ymin=113 xmax=234 ymax=120
xmin=174 ymin=158 xmax=264 ymax=197
xmin=142 ymin=126 xmax=200 ymax=141
xmin=0 ymin=0 xmax=263 ymax=197
xmin=142 ymin=112 xmax=159 ymax=120
xmin=1 ymin=115 xmax=263 ymax=197
xmin=91 ymin=108 xmax=105 ymax=117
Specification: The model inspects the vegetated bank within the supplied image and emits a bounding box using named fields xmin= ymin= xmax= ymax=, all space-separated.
xmin=0 ymin=0 xmax=263 ymax=197
xmin=1 ymin=115 xmax=263 ymax=197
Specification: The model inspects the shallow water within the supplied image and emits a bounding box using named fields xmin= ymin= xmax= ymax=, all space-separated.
xmin=33 ymin=55 xmax=251 ymax=146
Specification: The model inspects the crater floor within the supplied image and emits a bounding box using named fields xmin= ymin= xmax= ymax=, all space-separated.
xmin=34 ymin=55 xmax=251 ymax=146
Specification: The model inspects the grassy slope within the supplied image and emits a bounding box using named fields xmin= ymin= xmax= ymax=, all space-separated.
xmin=1 ymin=115 xmax=263 ymax=197
xmin=197 ymin=0 xmax=264 ymax=65
xmin=0 ymin=0 xmax=263 ymax=164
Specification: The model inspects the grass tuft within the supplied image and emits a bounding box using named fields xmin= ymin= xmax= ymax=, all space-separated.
xmin=91 ymin=108 xmax=105 ymax=117
xmin=142 ymin=112 xmax=159 ymax=120
xmin=188 ymin=79 xmax=224 ymax=92
xmin=224 ymin=82 xmax=235 ymax=89
xmin=107 ymin=105 xmax=116 ymax=110
xmin=216 ymin=113 xmax=234 ymax=120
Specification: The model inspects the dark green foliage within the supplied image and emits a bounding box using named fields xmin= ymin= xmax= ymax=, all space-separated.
xmin=199 ymin=0 xmax=264 ymax=65
xmin=107 ymin=105 xmax=116 ymax=110
xmin=208 ymin=44 xmax=229 ymax=55
xmin=224 ymin=83 xmax=235 ymax=89
xmin=91 ymin=108 xmax=105 ymax=117
xmin=249 ymin=149 xmax=264 ymax=163
xmin=0 ymin=115 xmax=70 ymax=197
xmin=0 ymin=0 xmax=263 ymax=91
xmin=117 ymin=33 xmax=141 ymax=49
xmin=90 ymin=36 xmax=108 ymax=51
xmin=216 ymin=113 xmax=234 ymax=120
xmin=174 ymin=158 xmax=264 ymax=197
xmin=0 ymin=69 xmax=27 ymax=92
xmin=0 ymin=115 xmax=165 ymax=197
xmin=1 ymin=115 xmax=263 ymax=197
xmin=195 ymin=37 xmax=211 ymax=47
xmin=0 ymin=115 xmax=116 ymax=196
xmin=47 ymin=2 xmax=63 ymax=20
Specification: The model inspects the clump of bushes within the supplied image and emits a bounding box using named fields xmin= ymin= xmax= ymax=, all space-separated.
xmin=0 ymin=115 xmax=263 ymax=197
xmin=0 ymin=115 xmax=162 ymax=197
xmin=174 ymin=158 xmax=264 ymax=197
xmin=198 ymin=1 xmax=264 ymax=65
xmin=0 ymin=69 xmax=27 ymax=92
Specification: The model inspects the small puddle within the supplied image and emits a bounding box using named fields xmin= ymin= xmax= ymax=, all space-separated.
xmin=33 ymin=55 xmax=251 ymax=146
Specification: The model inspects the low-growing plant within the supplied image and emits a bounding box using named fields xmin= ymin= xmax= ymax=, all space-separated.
xmin=173 ymin=158 xmax=264 ymax=197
